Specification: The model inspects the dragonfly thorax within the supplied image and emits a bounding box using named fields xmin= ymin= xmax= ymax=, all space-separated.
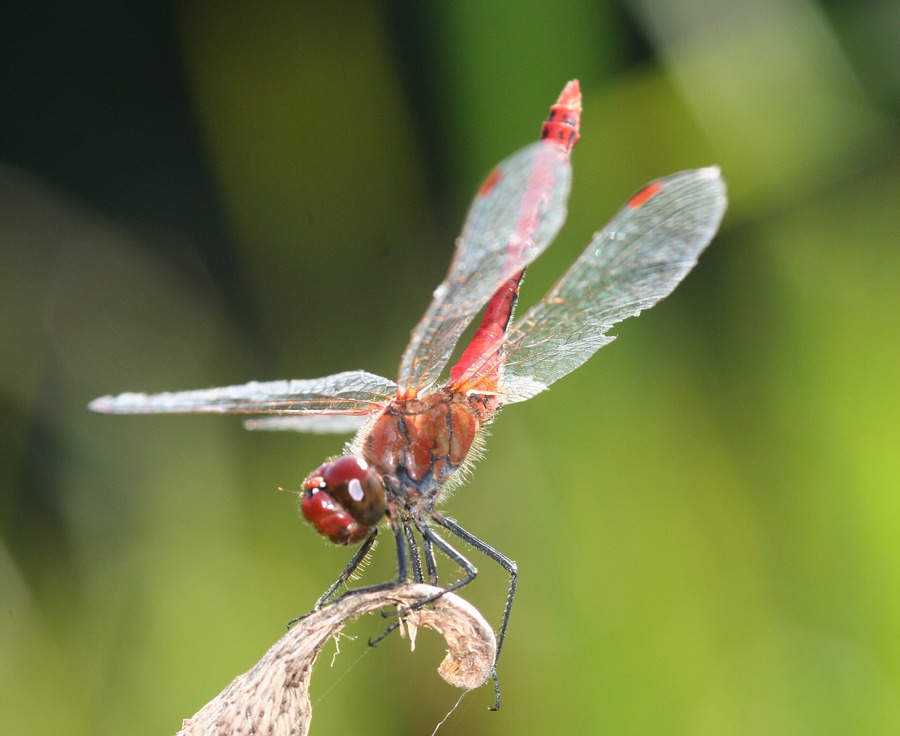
xmin=363 ymin=388 xmax=484 ymax=504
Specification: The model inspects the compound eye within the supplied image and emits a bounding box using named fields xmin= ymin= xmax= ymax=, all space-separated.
xmin=300 ymin=490 xmax=371 ymax=545
xmin=321 ymin=456 xmax=386 ymax=526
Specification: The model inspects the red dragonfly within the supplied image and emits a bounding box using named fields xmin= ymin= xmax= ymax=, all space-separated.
xmin=91 ymin=80 xmax=726 ymax=704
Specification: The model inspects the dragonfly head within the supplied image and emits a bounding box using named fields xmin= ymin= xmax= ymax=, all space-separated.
xmin=301 ymin=456 xmax=386 ymax=545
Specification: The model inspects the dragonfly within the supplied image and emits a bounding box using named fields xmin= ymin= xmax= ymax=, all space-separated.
xmin=90 ymin=80 xmax=727 ymax=707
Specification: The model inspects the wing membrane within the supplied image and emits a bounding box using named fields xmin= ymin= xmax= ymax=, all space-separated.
xmin=243 ymin=415 xmax=369 ymax=433
xmin=397 ymin=141 xmax=572 ymax=396
xmin=500 ymin=167 xmax=727 ymax=402
xmin=89 ymin=370 xmax=396 ymax=416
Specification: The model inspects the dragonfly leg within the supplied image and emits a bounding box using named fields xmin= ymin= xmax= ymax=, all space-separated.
xmin=413 ymin=517 xmax=513 ymax=710
xmin=402 ymin=515 xmax=424 ymax=584
xmin=289 ymin=513 xmax=412 ymax=627
xmin=431 ymin=512 xmax=517 ymax=711
xmin=368 ymin=516 xmax=421 ymax=646
xmin=414 ymin=519 xmax=479 ymax=595
xmin=314 ymin=527 xmax=379 ymax=609
xmin=370 ymin=515 xmax=478 ymax=649
xmin=432 ymin=513 xmax=517 ymax=664
xmin=286 ymin=528 xmax=379 ymax=628
xmin=370 ymin=513 xmax=426 ymax=628
xmin=422 ymin=532 xmax=439 ymax=585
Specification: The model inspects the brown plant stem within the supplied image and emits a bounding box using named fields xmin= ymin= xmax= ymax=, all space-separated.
xmin=176 ymin=583 xmax=497 ymax=736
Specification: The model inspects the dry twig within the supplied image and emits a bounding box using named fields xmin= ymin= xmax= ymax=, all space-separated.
xmin=177 ymin=584 xmax=496 ymax=736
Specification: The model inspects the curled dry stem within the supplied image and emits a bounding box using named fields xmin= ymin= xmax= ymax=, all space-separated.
xmin=177 ymin=583 xmax=497 ymax=736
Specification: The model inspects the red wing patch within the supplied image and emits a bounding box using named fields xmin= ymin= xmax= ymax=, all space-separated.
xmin=478 ymin=167 xmax=502 ymax=196
xmin=627 ymin=180 xmax=663 ymax=209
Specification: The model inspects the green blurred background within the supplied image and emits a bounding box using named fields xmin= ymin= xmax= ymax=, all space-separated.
xmin=2 ymin=0 xmax=898 ymax=734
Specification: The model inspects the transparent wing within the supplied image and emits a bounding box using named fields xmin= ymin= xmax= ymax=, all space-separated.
xmin=243 ymin=415 xmax=369 ymax=434
xmin=89 ymin=370 xmax=396 ymax=417
xmin=500 ymin=167 xmax=727 ymax=403
xmin=396 ymin=140 xmax=572 ymax=396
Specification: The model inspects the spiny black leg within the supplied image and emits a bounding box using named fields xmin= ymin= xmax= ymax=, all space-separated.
xmin=411 ymin=520 xmax=504 ymax=710
xmin=286 ymin=527 xmax=380 ymax=628
xmin=423 ymin=532 xmax=439 ymax=585
xmin=403 ymin=517 xmax=424 ymax=583
xmin=390 ymin=514 xmax=409 ymax=583
xmin=431 ymin=512 xmax=517 ymax=711
xmin=378 ymin=520 xmax=479 ymax=616
xmin=432 ymin=513 xmax=517 ymax=661
xmin=297 ymin=518 xmax=409 ymax=628
xmin=367 ymin=518 xmax=412 ymax=647
xmin=415 ymin=521 xmax=478 ymax=595
xmin=314 ymin=527 xmax=379 ymax=609
xmin=371 ymin=519 xmax=478 ymax=648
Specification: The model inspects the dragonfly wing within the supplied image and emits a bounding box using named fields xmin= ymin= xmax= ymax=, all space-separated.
xmin=396 ymin=140 xmax=572 ymax=397
xmin=243 ymin=414 xmax=369 ymax=434
xmin=88 ymin=370 xmax=396 ymax=417
xmin=500 ymin=167 xmax=727 ymax=403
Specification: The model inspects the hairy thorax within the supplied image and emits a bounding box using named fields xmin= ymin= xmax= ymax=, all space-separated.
xmin=363 ymin=388 xmax=497 ymax=503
